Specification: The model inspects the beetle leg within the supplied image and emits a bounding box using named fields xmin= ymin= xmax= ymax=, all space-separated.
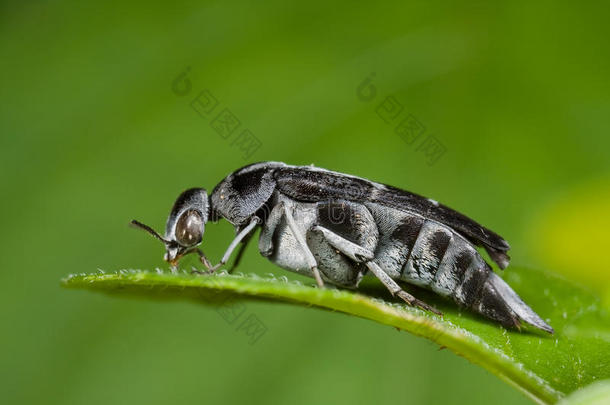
xmin=365 ymin=261 xmax=442 ymax=315
xmin=313 ymin=225 xmax=442 ymax=315
xmin=206 ymin=216 xmax=261 ymax=272
xmin=311 ymin=225 xmax=374 ymax=262
xmin=282 ymin=205 xmax=324 ymax=288
xmin=193 ymin=248 xmax=213 ymax=269
xmin=227 ymin=230 xmax=255 ymax=273
xmin=258 ymin=202 xmax=285 ymax=257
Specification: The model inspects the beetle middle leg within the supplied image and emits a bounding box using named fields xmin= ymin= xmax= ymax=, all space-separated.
xmin=258 ymin=200 xmax=325 ymax=287
xmin=282 ymin=204 xmax=325 ymax=288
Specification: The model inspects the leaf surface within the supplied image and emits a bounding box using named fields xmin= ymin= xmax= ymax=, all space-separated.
xmin=62 ymin=266 xmax=610 ymax=404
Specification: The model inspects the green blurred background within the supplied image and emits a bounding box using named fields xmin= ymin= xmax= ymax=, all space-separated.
xmin=1 ymin=1 xmax=609 ymax=404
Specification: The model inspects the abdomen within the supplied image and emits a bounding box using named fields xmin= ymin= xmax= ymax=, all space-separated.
xmin=368 ymin=203 xmax=488 ymax=301
xmin=399 ymin=218 xmax=491 ymax=308
xmin=367 ymin=202 xmax=553 ymax=332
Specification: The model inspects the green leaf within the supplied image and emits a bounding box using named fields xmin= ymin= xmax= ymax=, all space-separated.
xmin=62 ymin=266 xmax=609 ymax=404
xmin=557 ymin=380 xmax=610 ymax=405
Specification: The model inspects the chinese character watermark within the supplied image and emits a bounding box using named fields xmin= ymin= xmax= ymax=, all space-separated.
xmin=395 ymin=114 xmax=425 ymax=145
xmin=211 ymin=108 xmax=241 ymax=139
xmin=172 ymin=67 xmax=262 ymax=160
xmin=235 ymin=313 xmax=268 ymax=345
xmin=356 ymin=72 xmax=447 ymax=166
xmin=190 ymin=90 xmax=218 ymax=117
xmin=196 ymin=288 xmax=268 ymax=345
xmin=375 ymin=96 xmax=403 ymax=124
xmin=416 ymin=135 xmax=447 ymax=166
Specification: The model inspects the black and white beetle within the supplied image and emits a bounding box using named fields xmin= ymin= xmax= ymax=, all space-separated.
xmin=131 ymin=161 xmax=553 ymax=333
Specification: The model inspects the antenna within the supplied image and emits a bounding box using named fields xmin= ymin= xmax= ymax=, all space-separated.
xmin=130 ymin=219 xmax=171 ymax=244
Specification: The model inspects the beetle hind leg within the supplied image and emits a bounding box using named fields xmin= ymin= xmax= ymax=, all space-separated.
xmin=366 ymin=261 xmax=442 ymax=315
xmin=313 ymin=224 xmax=442 ymax=315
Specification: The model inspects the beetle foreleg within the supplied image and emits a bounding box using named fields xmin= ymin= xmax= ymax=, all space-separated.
xmin=206 ymin=216 xmax=261 ymax=272
xmin=228 ymin=230 xmax=255 ymax=273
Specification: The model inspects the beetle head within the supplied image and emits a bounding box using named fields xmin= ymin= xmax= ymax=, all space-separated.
xmin=131 ymin=188 xmax=209 ymax=267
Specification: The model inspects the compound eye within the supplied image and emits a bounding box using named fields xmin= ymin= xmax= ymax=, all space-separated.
xmin=175 ymin=210 xmax=203 ymax=246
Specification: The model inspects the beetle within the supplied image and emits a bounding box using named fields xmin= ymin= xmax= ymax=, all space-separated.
xmin=131 ymin=161 xmax=553 ymax=333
